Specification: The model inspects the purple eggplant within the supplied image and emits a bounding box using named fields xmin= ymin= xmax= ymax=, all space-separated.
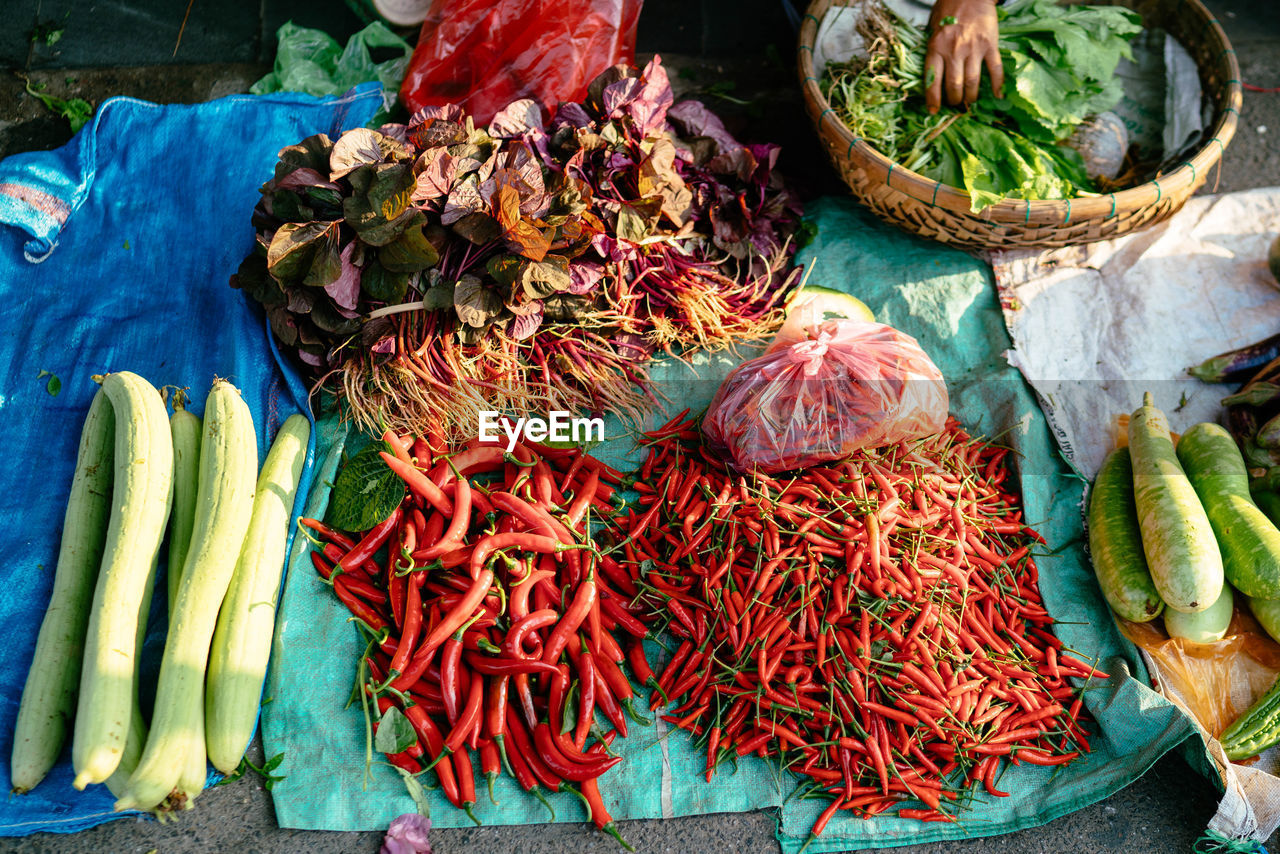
xmin=1189 ymin=333 xmax=1280 ymax=383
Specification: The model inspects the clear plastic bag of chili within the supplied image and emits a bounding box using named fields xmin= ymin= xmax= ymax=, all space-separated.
xmin=399 ymin=0 xmax=643 ymax=125
xmin=702 ymin=319 xmax=949 ymax=473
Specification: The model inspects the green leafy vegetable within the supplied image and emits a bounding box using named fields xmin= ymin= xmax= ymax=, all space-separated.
xmin=822 ymin=0 xmax=1141 ymax=212
xmin=36 ymin=370 xmax=61 ymax=396
xmin=326 ymin=442 xmax=403 ymax=532
xmin=23 ymin=79 xmax=92 ymax=133
xmin=374 ymin=706 xmax=417 ymax=755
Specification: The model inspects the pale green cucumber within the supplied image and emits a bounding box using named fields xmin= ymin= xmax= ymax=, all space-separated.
xmin=105 ymin=555 xmax=159 ymax=799
xmin=1087 ymin=447 xmax=1164 ymax=622
xmin=206 ymin=414 xmax=310 ymax=774
xmin=166 ymin=397 xmax=201 ymax=620
xmin=1165 ymin=582 xmax=1233 ymax=644
xmin=116 ymin=380 xmax=257 ymax=811
xmin=11 ymin=388 xmax=115 ymax=794
xmin=72 ymin=373 xmax=173 ymax=790
xmin=1128 ymin=393 xmax=1223 ymax=612
xmin=1178 ymin=422 xmax=1280 ymax=599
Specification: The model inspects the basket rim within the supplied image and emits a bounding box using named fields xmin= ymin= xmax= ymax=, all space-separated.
xmin=797 ymin=0 xmax=1242 ymax=222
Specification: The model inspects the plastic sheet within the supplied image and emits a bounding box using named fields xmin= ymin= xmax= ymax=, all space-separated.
xmin=399 ymin=0 xmax=642 ymax=124
xmin=701 ymin=319 xmax=949 ymax=473
xmin=251 ymin=21 xmax=412 ymax=122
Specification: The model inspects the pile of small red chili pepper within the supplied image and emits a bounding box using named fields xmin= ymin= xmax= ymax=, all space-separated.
xmin=301 ymin=431 xmax=653 ymax=848
xmin=612 ymin=411 xmax=1106 ymax=840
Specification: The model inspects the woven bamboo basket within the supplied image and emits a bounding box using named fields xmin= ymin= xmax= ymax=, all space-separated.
xmin=798 ymin=0 xmax=1242 ymax=250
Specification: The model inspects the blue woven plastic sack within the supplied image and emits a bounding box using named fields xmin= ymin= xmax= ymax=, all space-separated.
xmin=0 ymin=84 xmax=380 ymax=836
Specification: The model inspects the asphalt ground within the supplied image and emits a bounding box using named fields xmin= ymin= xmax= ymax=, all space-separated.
xmin=2 ymin=1 xmax=1279 ymax=852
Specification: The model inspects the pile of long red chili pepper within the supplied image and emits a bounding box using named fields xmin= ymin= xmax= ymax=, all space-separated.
xmin=611 ymin=411 xmax=1105 ymax=840
xmin=301 ymin=431 xmax=652 ymax=848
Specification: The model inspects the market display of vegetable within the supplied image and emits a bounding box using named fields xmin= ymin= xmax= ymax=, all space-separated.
xmin=72 ymin=372 xmax=175 ymax=791
xmin=10 ymin=388 xmax=116 ymax=794
xmin=231 ymin=57 xmax=801 ymax=441
xmin=206 ymin=414 xmax=311 ymax=774
xmin=302 ymin=431 xmax=646 ymax=844
xmin=611 ymin=410 xmax=1100 ymax=835
xmin=821 ymin=0 xmax=1142 ymax=212
xmin=1127 ymin=393 xmax=1222 ymax=613
xmin=1086 ymin=448 xmax=1163 ymax=623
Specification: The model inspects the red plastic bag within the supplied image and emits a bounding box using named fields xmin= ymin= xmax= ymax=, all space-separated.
xmin=400 ymin=0 xmax=643 ymax=125
xmin=702 ymin=320 xmax=950 ymax=473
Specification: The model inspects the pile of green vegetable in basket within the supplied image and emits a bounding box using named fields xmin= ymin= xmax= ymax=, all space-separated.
xmin=10 ymin=372 xmax=307 ymax=814
xmin=231 ymin=57 xmax=802 ymax=441
xmin=821 ymin=0 xmax=1142 ymax=212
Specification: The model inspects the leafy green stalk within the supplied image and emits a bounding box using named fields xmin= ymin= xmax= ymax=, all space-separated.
xmin=821 ymin=0 xmax=1142 ymax=212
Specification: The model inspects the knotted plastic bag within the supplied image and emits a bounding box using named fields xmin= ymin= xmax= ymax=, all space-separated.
xmin=702 ymin=319 xmax=949 ymax=473
xmin=399 ymin=0 xmax=643 ymax=124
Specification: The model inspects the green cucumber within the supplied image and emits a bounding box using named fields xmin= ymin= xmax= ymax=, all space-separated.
xmin=72 ymin=373 xmax=173 ymax=790
xmin=1177 ymin=421 xmax=1280 ymax=599
xmin=1128 ymin=393 xmax=1223 ymax=612
xmin=11 ymin=388 xmax=115 ymax=793
xmin=1164 ymin=582 xmax=1233 ymax=644
xmin=1087 ymin=448 xmax=1164 ymax=622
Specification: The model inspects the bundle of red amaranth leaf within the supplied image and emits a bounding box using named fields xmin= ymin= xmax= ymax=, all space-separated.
xmin=232 ymin=57 xmax=801 ymax=438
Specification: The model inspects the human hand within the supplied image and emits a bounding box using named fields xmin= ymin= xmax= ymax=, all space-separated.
xmin=924 ymin=0 xmax=1004 ymax=114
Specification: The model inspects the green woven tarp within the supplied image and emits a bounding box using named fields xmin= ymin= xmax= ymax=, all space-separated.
xmin=261 ymin=197 xmax=1210 ymax=849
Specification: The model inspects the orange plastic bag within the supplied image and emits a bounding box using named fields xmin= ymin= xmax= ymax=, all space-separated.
xmin=1120 ymin=610 xmax=1280 ymax=740
xmin=399 ymin=0 xmax=643 ymax=125
xmin=702 ymin=319 xmax=949 ymax=474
